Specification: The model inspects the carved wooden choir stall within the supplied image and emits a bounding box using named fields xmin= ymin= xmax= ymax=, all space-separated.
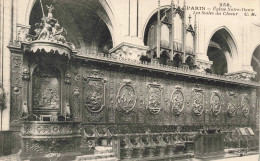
xmin=7 ymin=1 xmax=259 ymax=161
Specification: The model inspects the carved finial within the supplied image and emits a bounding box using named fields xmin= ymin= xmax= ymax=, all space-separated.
xmin=194 ymin=14 xmax=197 ymax=28
xmin=177 ymin=0 xmax=179 ymax=6
xmin=188 ymin=14 xmax=191 ymax=24
xmin=171 ymin=0 xmax=175 ymax=6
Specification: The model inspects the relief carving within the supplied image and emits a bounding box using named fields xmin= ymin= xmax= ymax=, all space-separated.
xmin=210 ymin=91 xmax=221 ymax=116
xmin=227 ymin=91 xmax=237 ymax=117
xmin=241 ymin=96 xmax=249 ymax=117
xmin=117 ymin=79 xmax=136 ymax=114
xmin=11 ymin=55 xmax=23 ymax=121
xmin=171 ymin=86 xmax=184 ymax=116
xmin=72 ymin=70 xmax=81 ymax=120
xmin=84 ymin=77 xmax=107 ymax=113
xmin=192 ymin=86 xmax=204 ymax=116
xmin=32 ymin=65 xmax=61 ymax=110
xmin=147 ymin=83 xmax=163 ymax=115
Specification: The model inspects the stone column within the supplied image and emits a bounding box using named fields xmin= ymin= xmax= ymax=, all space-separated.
xmin=0 ymin=0 xmax=13 ymax=131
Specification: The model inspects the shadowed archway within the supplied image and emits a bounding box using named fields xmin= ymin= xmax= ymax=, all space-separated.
xmin=207 ymin=28 xmax=237 ymax=75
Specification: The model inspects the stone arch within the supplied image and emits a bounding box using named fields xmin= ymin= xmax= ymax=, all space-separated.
xmin=206 ymin=26 xmax=239 ymax=75
xmin=206 ymin=26 xmax=239 ymax=58
xmin=251 ymin=45 xmax=260 ymax=81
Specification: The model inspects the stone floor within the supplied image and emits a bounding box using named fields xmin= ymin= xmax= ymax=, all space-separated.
xmin=0 ymin=153 xmax=21 ymax=161
xmin=214 ymin=154 xmax=259 ymax=161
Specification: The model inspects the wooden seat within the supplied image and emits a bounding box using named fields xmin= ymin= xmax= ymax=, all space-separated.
xmin=26 ymin=114 xmax=38 ymax=121
xmin=40 ymin=115 xmax=52 ymax=121
xmin=57 ymin=115 xmax=65 ymax=121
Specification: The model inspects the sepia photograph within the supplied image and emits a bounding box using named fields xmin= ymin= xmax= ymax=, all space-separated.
xmin=0 ymin=0 xmax=260 ymax=160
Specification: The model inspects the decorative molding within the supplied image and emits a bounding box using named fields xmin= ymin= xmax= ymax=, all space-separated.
xmin=17 ymin=24 xmax=31 ymax=42
xmin=22 ymin=122 xmax=80 ymax=136
xmin=225 ymin=70 xmax=256 ymax=81
xmin=72 ymin=70 xmax=81 ymax=121
xmin=29 ymin=40 xmax=73 ymax=59
xmin=22 ymin=67 xmax=30 ymax=81
xmin=74 ymin=53 xmax=260 ymax=87
xmin=195 ymin=59 xmax=213 ymax=74
xmin=109 ymin=42 xmax=149 ymax=61
xmin=64 ymin=73 xmax=71 ymax=84
xmin=11 ymin=55 xmax=23 ymax=121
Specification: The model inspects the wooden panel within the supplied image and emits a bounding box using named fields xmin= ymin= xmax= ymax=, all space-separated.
xmin=67 ymin=63 xmax=258 ymax=130
xmin=11 ymin=54 xmax=23 ymax=121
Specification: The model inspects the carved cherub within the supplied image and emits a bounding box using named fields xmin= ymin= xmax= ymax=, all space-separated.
xmin=52 ymin=23 xmax=66 ymax=43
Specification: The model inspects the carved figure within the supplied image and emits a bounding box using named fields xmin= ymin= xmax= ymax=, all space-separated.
xmin=117 ymin=85 xmax=136 ymax=113
xmin=87 ymin=91 xmax=102 ymax=111
xmin=64 ymin=104 xmax=71 ymax=118
xmin=22 ymin=102 xmax=28 ymax=118
xmin=227 ymin=103 xmax=236 ymax=116
xmin=193 ymin=93 xmax=203 ymax=115
xmin=211 ymin=99 xmax=220 ymax=114
xmin=53 ymin=23 xmax=66 ymax=43
xmin=46 ymin=5 xmax=54 ymax=18
xmin=37 ymin=18 xmax=52 ymax=40
xmin=29 ymin=3 xmax=75 ymax=47
xmin=241 ymin=98 xmax=249 ymax=116
xmin=211 ymin=94 xmax=221 ymax=116
xmin=171 ymin=93 xmax=184 ymax=115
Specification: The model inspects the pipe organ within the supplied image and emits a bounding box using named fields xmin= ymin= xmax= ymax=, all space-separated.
xmin=146 ymin=1 xmax=196 ymax=68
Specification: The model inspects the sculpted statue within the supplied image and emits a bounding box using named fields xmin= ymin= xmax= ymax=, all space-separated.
xmin=52 ymin=23 xmax=66 ymax=43
xmin=37 ymin=17 xmax=53 ymax=40
xmin=46 ymin=5 xmax=54 ymax=18
xmin=34 ymin=4 xmax=67 ymax=44
xmin=64 ymin=104 xmax=71 ymax=118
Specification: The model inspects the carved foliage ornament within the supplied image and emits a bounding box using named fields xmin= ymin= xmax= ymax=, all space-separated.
xmin=192 ymin=86 xmax=204 ymax=116
xmin=210 ymin=91 xmax=221 ymax=116
xmin=227 ymin=91 xmax=237 ymax=117
xmin=171 ymin=86 xmax=184 ymax=116
xmin=147 ymin=83 xmax=163 ymax=115
xmin=84 ymin=77 xmax=107 ymax=113
xmin=117 ymin=79 xmax=136 ymax=114
xmin=241 ymin=96 xmax=250 ymax=117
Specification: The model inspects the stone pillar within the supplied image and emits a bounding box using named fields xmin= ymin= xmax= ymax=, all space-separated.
xmin=0 ymin=0 xmax=13 ymax=131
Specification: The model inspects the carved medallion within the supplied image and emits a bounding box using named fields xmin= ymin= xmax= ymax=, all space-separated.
xmin=147 ymin=84 xmax=163 ymax=115
xmin=227 ymin=91 xmax=237 ymax=117
xmin=241 ymin=97 xmax=249 ymax=117
xmin=117 ymin=80 xmax=136 ymax=113
xmin=210 ymin=92 xmax=221 ymax=116
xmin=171 ymin=86 xmax=184 ymax=116
xmin=84 ymin=77 xmax=106 ymax=113
xmin=192 ymin=86 xmax=204 ymax=116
